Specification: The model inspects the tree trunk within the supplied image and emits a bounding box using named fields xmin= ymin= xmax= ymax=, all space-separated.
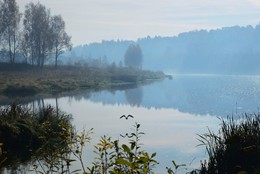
xmin=55 ymin=46 xmax=58 ymax=69
xmin=8 ymin=27 xmax=13 ymax=64
xmin=12 ymin=32 xmax=16 ymax=64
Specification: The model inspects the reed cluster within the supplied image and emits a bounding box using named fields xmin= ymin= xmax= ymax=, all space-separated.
xmin=0 ymin=104 xmax=72 ymax=171
xmin=198 ymin=114 xmax=260 ymax=174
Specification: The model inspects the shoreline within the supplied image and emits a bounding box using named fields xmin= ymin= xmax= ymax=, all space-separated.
xmin=0 ymin=65 xmax=168 ymax=100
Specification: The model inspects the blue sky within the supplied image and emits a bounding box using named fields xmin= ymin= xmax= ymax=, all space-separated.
xmin=18 ymin=0 xmax=260 ymax=46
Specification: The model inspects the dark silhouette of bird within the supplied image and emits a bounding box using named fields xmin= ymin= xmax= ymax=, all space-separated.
xmin=120 ymin=133 xmax=128 ymax=138
xmin=120 ymin=115 xmax=126 ymax=119
xmin=120 ymin=133 xmax=133 ymax=138
xmin=128 ymin=114 xmax=134 ymax=118
xmin=120 ymin=114 xmax=134 ymax=119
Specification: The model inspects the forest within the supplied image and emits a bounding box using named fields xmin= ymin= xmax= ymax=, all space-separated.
xmin=63 ymin=25 xmax=260 ymax=74
xmin=2 ymin=0 xmax=260 ymax=75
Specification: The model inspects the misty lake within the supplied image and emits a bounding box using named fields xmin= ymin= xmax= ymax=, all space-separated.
xmin=3 ymin=74 xmax=260 ymax=173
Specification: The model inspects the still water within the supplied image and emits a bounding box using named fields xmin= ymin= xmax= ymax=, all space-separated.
xmin=4 ymin=74 xmax=260 ymax=173
xmin=40 ymin=74 xmax=260 ymax=173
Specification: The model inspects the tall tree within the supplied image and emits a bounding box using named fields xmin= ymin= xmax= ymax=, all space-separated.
xmin=0 ymin=0 xmax=4 ymax=61
xmin=124 ymin=44 xmax=143 ymax=69
xmin=51 ymin=15 xmax=72 ymax=68
xmin=22 ymin=2 xmax=52 ymax=67
xmin=0 ymin=0 xmax=4 ymax=35
xmin=0 ymin=0 xmax=21 ymax=64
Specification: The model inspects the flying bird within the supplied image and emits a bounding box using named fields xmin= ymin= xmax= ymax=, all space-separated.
xmin=120 ymin=133 xmax=133 ymax=138
xmin=127 ymin=114 xmax=134 ymax=118
xmin=120 ymin=114 xmax=134 ymax=119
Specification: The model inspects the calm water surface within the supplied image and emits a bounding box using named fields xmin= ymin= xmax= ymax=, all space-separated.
xmin=4 ymin=74 xmax=260 ymax=173
xmin=41 ymin=75 xmax=260 ymax=173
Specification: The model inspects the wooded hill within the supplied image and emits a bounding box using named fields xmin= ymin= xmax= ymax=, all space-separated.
xmin=63 ymin=25 xmax=260 ymax=74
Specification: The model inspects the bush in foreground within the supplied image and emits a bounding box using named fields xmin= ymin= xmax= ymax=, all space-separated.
xmin=0 ymin=104 xmax=72 ymax=171
xmin=198 ymin=114 xmax=260 ymax=174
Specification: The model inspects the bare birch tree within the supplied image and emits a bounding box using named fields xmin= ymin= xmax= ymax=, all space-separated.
xmin=51 ymin=15 xmax=72 ymax=68
xmin=22 ymin=2 xmax=52 ymax=67
xmin=0 ymin=0 xmax=21 ymax=64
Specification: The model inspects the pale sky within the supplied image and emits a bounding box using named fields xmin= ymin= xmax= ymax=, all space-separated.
xmin=17 ymin=0 xmax=260 ymax=46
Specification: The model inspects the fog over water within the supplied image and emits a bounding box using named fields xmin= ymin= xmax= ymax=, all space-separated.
xmin=1 ymin=0 xmax=260 ymax=173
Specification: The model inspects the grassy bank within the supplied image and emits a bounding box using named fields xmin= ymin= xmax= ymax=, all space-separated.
xmin=0 ymin=63 xmax=166 ymax=97
xmin=0 ymin=104 xmax=72 ymax=171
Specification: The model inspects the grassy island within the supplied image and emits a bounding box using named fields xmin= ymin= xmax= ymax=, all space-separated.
xmin=0 ymin=63 xmax=167 ymax=97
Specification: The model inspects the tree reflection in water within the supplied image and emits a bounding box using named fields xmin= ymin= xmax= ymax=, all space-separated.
xmin=125 ymin=86 xmax=143 ymax=107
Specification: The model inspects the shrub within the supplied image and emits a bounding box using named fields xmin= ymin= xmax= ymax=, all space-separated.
xmin=198 ymin=114 xmax=260 ymax=174
xmin=0 ymin=104 xmax=73 ymax=170
xmin=88 ymin=122 xmax=158 ymax=174
xmin=3 ymin=85 xmax=38 ymax=97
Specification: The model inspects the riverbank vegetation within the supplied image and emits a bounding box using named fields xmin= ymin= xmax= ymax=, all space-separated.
xmin=0 ymin=104 xmax=72 ymax=172
xmin=198 ymin=114 xmax=260 ymax=174
xmin=0 ymin=0 xmax=168 ymax=100
xmin=0 ymin=104 xmax=259 ymax=173
xmin=0 ymin=63 xmax=166 ymax=97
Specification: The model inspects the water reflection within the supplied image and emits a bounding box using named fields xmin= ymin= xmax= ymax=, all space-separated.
xmin=1 ymin=75 xmax=260 ymax=172
xmin=2 ymin=75 xmax=260 ymax=117
xmin=125 ymin=86 xmax=143 ymax=107
xmin=43 ymin=97 xmax=220 ymax=173
xmin=85 ymin=75 xmax=260 ymax=117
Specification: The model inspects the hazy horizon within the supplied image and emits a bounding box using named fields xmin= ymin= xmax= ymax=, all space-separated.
xmin=17 ymin=0 xmax=260 ymax=46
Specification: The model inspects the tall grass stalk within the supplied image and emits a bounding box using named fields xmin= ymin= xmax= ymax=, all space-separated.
xmin=198 ymin=114 xmax=260 ymax=174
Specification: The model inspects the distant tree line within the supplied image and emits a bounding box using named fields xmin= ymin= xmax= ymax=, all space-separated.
xmin=63 ymin=42 xmax=143 ymax=70
xmin=124 ymin=44 xmax=143 ymax=69
xmin=0 ymin=0 xmax=72 ymax=68
xmin=65 ymin=25 xmax=260 ymax=74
